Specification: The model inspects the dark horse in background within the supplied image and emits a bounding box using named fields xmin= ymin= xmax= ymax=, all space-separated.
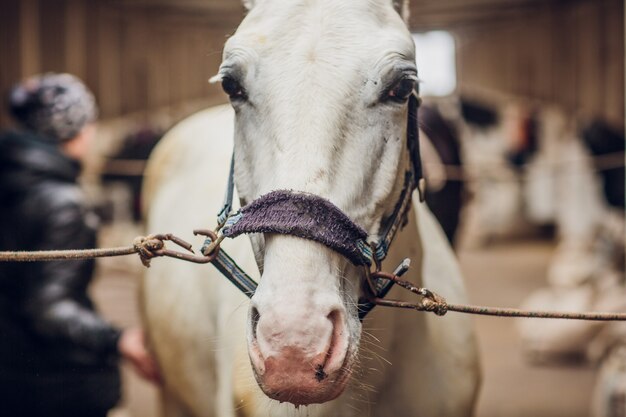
xmin=582 ymin=121 xmax=625 ymax=210
xmin=420 ymin=104 xmax=465 ymax=246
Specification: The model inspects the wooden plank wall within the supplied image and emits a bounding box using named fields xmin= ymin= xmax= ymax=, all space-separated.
xmin=452 ymin=0 xmax=624 ymax=128
xmin=1 ymin=0 xmax=623 ymax=129
xmin=0 ymin=0 xmax=242 ymax=129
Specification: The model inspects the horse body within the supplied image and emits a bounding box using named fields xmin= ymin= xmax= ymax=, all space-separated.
xmin=142 ymin=105 xmax=478 ymax=417
xmin=142 ymin=1 xmax=479 ymax=415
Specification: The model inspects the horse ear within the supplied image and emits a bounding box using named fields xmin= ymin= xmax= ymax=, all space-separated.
xmin=392 ymin=0 xmax=410 ymax=21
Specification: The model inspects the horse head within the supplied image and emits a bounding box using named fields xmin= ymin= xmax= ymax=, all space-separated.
xmin=215 ymin=0 xmax=417 ymax=405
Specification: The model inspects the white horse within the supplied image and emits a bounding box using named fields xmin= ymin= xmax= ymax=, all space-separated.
xmin=141 ymin=1 xmax=480 ymax=416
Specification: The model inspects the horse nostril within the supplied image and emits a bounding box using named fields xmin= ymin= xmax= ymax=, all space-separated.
xmin=323 ymin=309 xmax=348 ymax=375
xmin=247 ymin=304 xmax=266 ymax=375
xmin=250 ymin=306 xmax=261 ymax=340
xmin=326 ymin=309 xmax=341 ymax=355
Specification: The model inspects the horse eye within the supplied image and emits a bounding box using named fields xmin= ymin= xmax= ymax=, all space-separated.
xmin=221 ymin=76 xmax=247 ymax=101
xmin=388 ymin=78 xmax=415 ymax=102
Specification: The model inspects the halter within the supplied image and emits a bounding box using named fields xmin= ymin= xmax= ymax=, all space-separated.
xmin=202 ymin=93 xmax=425 ymax=320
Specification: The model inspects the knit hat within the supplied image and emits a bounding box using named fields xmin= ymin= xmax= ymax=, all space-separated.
xmin=9 ymin=73 xmax=98 ymax=142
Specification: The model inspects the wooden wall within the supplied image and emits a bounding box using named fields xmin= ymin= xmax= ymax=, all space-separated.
xmin=0 ymin=0 xmax=243 ymax=129
xmin=451 ymin=0 xmax=624 ymax=128
xmin=1 ymin=0 xmax=623 ymax=130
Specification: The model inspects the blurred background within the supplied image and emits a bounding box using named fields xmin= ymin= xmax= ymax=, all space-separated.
xmin=0 ymin=0 xmax=624 ymax=416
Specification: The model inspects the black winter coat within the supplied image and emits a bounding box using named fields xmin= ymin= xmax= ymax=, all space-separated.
xmin=0 ymin=131 xmax=121 ymax=415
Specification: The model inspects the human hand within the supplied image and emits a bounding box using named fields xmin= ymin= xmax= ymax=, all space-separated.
xmin=118 ymin=327 xmax=162 ymax=385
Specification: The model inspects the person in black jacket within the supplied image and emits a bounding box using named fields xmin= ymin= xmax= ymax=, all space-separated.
xmin=0 ymin=73 xmax=159 ymax=417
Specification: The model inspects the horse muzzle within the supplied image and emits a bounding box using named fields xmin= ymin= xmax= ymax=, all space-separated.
xmin=247 ymin=301 xmax=353 ymax=405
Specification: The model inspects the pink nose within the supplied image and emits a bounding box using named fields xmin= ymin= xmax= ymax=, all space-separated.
xmin=248 ymin=307 xmax=351 ymax=405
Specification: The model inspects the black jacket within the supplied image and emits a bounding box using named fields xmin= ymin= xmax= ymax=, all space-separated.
xmin=0 ymin=131 xmax=121 ymax=412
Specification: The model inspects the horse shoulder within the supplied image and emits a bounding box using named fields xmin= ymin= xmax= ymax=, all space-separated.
xmin=142 ymin=105 xmax=254 ymax=417
xmin=414 ymin=200 xmax=481 ymax=414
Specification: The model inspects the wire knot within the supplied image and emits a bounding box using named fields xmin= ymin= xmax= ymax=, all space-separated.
xmin=133 ymin=235 xmax=165 ymax=267
xmin=419 ymin=289 xmax=448 ymax=316
xmin=195 ymin=229 xmax=223 ymax=262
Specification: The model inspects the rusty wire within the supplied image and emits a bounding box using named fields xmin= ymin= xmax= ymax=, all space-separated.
xmin=371 ymin=271 xmax=626 ymax=321
xmin=0 ymin=231 xmax=220 ymax=268
xmin=1 ymin=236 xmax=626 ymax=321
